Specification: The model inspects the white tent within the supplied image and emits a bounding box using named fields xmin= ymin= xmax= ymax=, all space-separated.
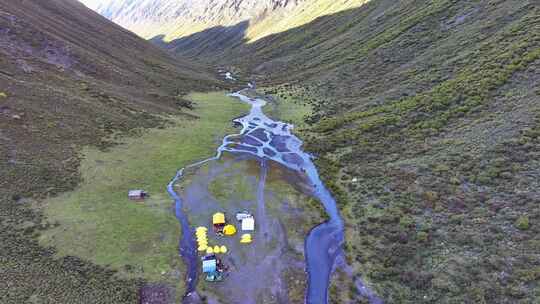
xmin=236 ymin=212 xmax=252 ymax=221
xmin=241 ymin=217 xmax=255 ymax=231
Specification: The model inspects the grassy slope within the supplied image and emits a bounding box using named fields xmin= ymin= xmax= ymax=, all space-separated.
xmin=0 ymin=1 xmax=224 ymax=302
xmin=262 ymin=88 xmax=313 ymax=130
xmin=245 ymin=0 xmax=370 ymax=42
xmin=37 ymin=92 xmax=248 ymax=298
xmin=180 ymin=0 xmax=539 ymax=302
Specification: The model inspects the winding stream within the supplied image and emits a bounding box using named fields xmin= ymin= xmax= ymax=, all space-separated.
xmin=167 ymin=87 xmax=346 ymax=303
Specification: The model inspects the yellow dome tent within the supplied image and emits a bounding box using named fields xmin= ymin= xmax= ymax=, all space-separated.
xmin=240 ymin=233 xmax=252 ymax=244
xmin=198 ymin=244 xmax=208 ymax=252
xmin=206 ymin=247 xmax=214 ymax=254
xmin=220 ymin=245 xmax=228 ymax=253
xmin=223 ymin=224 xmax=237 ymax=236
xmin=213 ymin=245 xmax=221 ymax=254
xmin=212 ymin=212 xmax=225 ymax=225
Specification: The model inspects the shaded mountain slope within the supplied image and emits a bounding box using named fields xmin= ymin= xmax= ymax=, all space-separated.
xmin=162 ymin=0 xmax=540 ymax=302
xmin=0 ymin=0 xmax=221 ymax=302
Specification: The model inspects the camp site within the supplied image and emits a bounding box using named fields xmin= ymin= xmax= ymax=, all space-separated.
xmin=173 ymin=157 xmax=327 ymax=302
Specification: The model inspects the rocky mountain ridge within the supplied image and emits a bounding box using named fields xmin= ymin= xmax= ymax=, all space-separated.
xmin=83 ymin=0 xmax=309 ymax=41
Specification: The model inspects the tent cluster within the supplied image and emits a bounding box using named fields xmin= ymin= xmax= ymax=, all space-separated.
xmin=198 ymin=211 xmax=256 ymax=283
xmin=236 ymin=211 xmax=254 ymax=244
xmin=196 ymin=226 xmax=228 ymax=254
xmin=196 ymin=227 xmax=208 ymax=252
xmin=211 ymin=211 xmax=255 ymax=243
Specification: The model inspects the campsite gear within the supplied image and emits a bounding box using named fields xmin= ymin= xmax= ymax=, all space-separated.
xmin=240 ymin=233 xmax=252 ymax=244
xmin=202 ymin=254 xmax=225 ymax=282
xmin=128 ymin=190 xmax=148 ymax=200
xmin=241 ymin=217 xmax=255 ymax=231
xmin=212 ymin=213 xmax=225 ymax=224
xmin=195 ymin=227 xmax=209 ymax=254
xmin=223 ymin=224 xmax=237 ymax=236
xmin=205 ymin=271 xmax=224 ymax=282
xmin=202 ymin=259 xmax=216 ymax=273
xmin=206 ymin=272 xmax=224 ymax=282
xmin=212 ymin=212 xmax=226 ymax=234
xmin=236 ymin=212 xmax=252 ymax=221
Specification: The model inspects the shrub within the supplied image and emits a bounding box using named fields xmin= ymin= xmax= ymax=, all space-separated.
xmin=516 ymin=267 xmax=540 ymax=282
xmin=0 ymin=92 xmax=7 ymax=98
xmin=417 ymin=231 xmax=429 ymax=242
xmin=399 ymin=215 xmax=415 ymax=228
xmin=515 ymin=215 xmax=529 ymax=230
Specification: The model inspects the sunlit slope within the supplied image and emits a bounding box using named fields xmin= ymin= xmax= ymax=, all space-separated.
xmin=245 ymin=0 xmax=369 ymax=42
xmin=82 ymin=0 xmax=368 ymax=43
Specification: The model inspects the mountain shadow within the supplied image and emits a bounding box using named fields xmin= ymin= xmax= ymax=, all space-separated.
xmin=151 ymin=20 xmax=250 ymax=58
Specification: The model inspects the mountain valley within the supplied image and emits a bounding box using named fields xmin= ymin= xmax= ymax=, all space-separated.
xmin=2 ymin=0 xmax=539 ymax=303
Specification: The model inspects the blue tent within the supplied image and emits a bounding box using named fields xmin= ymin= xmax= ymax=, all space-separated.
xmin=202 ymin=259 xmax=217 ymax=273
